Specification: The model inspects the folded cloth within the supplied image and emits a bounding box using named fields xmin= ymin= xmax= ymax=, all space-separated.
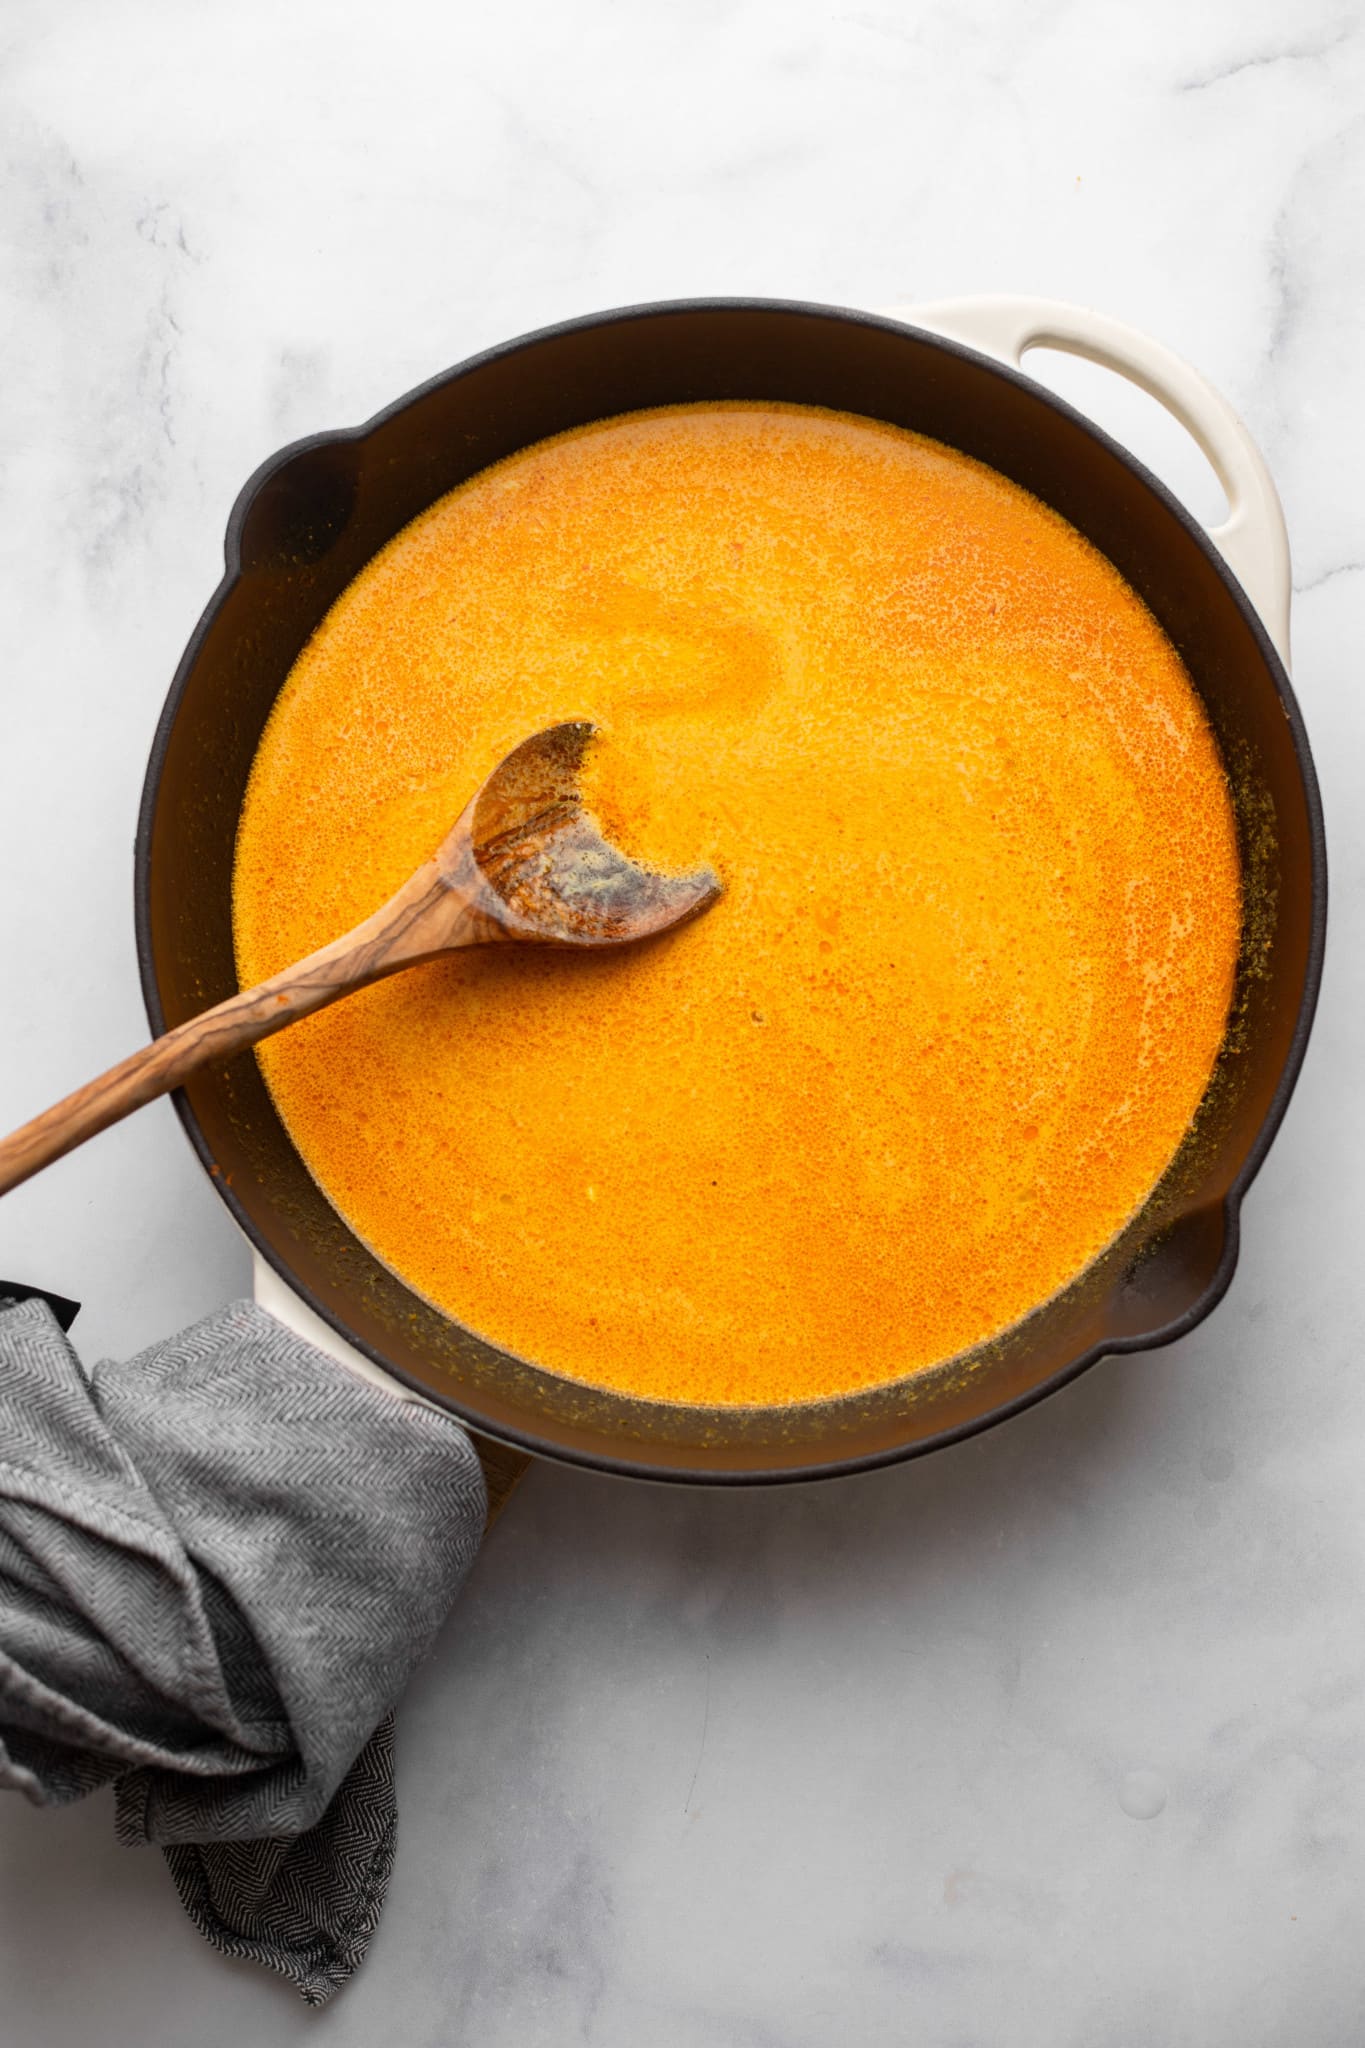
xmin=0 ymin=1294 xmax=486 ymax=2005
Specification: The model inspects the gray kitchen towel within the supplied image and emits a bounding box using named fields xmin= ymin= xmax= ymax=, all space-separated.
xmin=0 ymin=1293 xmax=487 ymax=2005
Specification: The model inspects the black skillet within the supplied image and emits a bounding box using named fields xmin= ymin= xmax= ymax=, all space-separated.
xmin=135 ymin=299 xmax=1326 ymax=1482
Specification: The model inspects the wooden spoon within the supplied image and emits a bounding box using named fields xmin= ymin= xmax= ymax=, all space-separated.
xmin=0 ymin=721 xmax=720 ymax=1198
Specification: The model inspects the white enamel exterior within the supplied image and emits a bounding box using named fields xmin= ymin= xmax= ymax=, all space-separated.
xmin=255 ymin=295 xmax=1296 ymax=1389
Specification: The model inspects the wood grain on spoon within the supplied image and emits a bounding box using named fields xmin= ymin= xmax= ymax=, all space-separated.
xmin=0 ymin=722 xmax=720 ymax=1198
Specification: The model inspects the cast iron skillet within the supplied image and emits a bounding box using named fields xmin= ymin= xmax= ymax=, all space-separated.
xmin=135 ymin=299 xmax=1327 ymax=1483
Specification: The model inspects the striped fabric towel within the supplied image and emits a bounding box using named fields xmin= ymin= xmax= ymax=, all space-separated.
xmin=0 ymin=1291 xmax=486 ymax=2005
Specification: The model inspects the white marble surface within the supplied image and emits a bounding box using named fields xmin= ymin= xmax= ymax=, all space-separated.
xmin=1 ymin=1 xmax=1364 ymax=2040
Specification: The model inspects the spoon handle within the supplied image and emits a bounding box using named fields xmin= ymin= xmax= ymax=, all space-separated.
xmin=0 ymin=860 xmax=489 ymax=1198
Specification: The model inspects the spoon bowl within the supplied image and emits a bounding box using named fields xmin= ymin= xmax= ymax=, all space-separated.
xmin=465 ymin=720 xmax=721 ymax=945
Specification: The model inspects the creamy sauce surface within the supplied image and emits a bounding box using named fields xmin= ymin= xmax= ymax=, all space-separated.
xmin=234 ymin=404 xmax=1241 ymax=1405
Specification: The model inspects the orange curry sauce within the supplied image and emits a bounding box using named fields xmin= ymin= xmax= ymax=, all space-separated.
xmin=233 ymin=404 xmax=1241 ymax=1406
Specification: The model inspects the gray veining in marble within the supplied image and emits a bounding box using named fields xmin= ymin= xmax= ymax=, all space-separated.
xmin=2 ymin=1 xmax=1364 ymax=2041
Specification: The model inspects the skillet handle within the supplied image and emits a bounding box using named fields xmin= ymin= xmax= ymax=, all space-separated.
xmin=884 ymin=295 xmax=1293 ymax=671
